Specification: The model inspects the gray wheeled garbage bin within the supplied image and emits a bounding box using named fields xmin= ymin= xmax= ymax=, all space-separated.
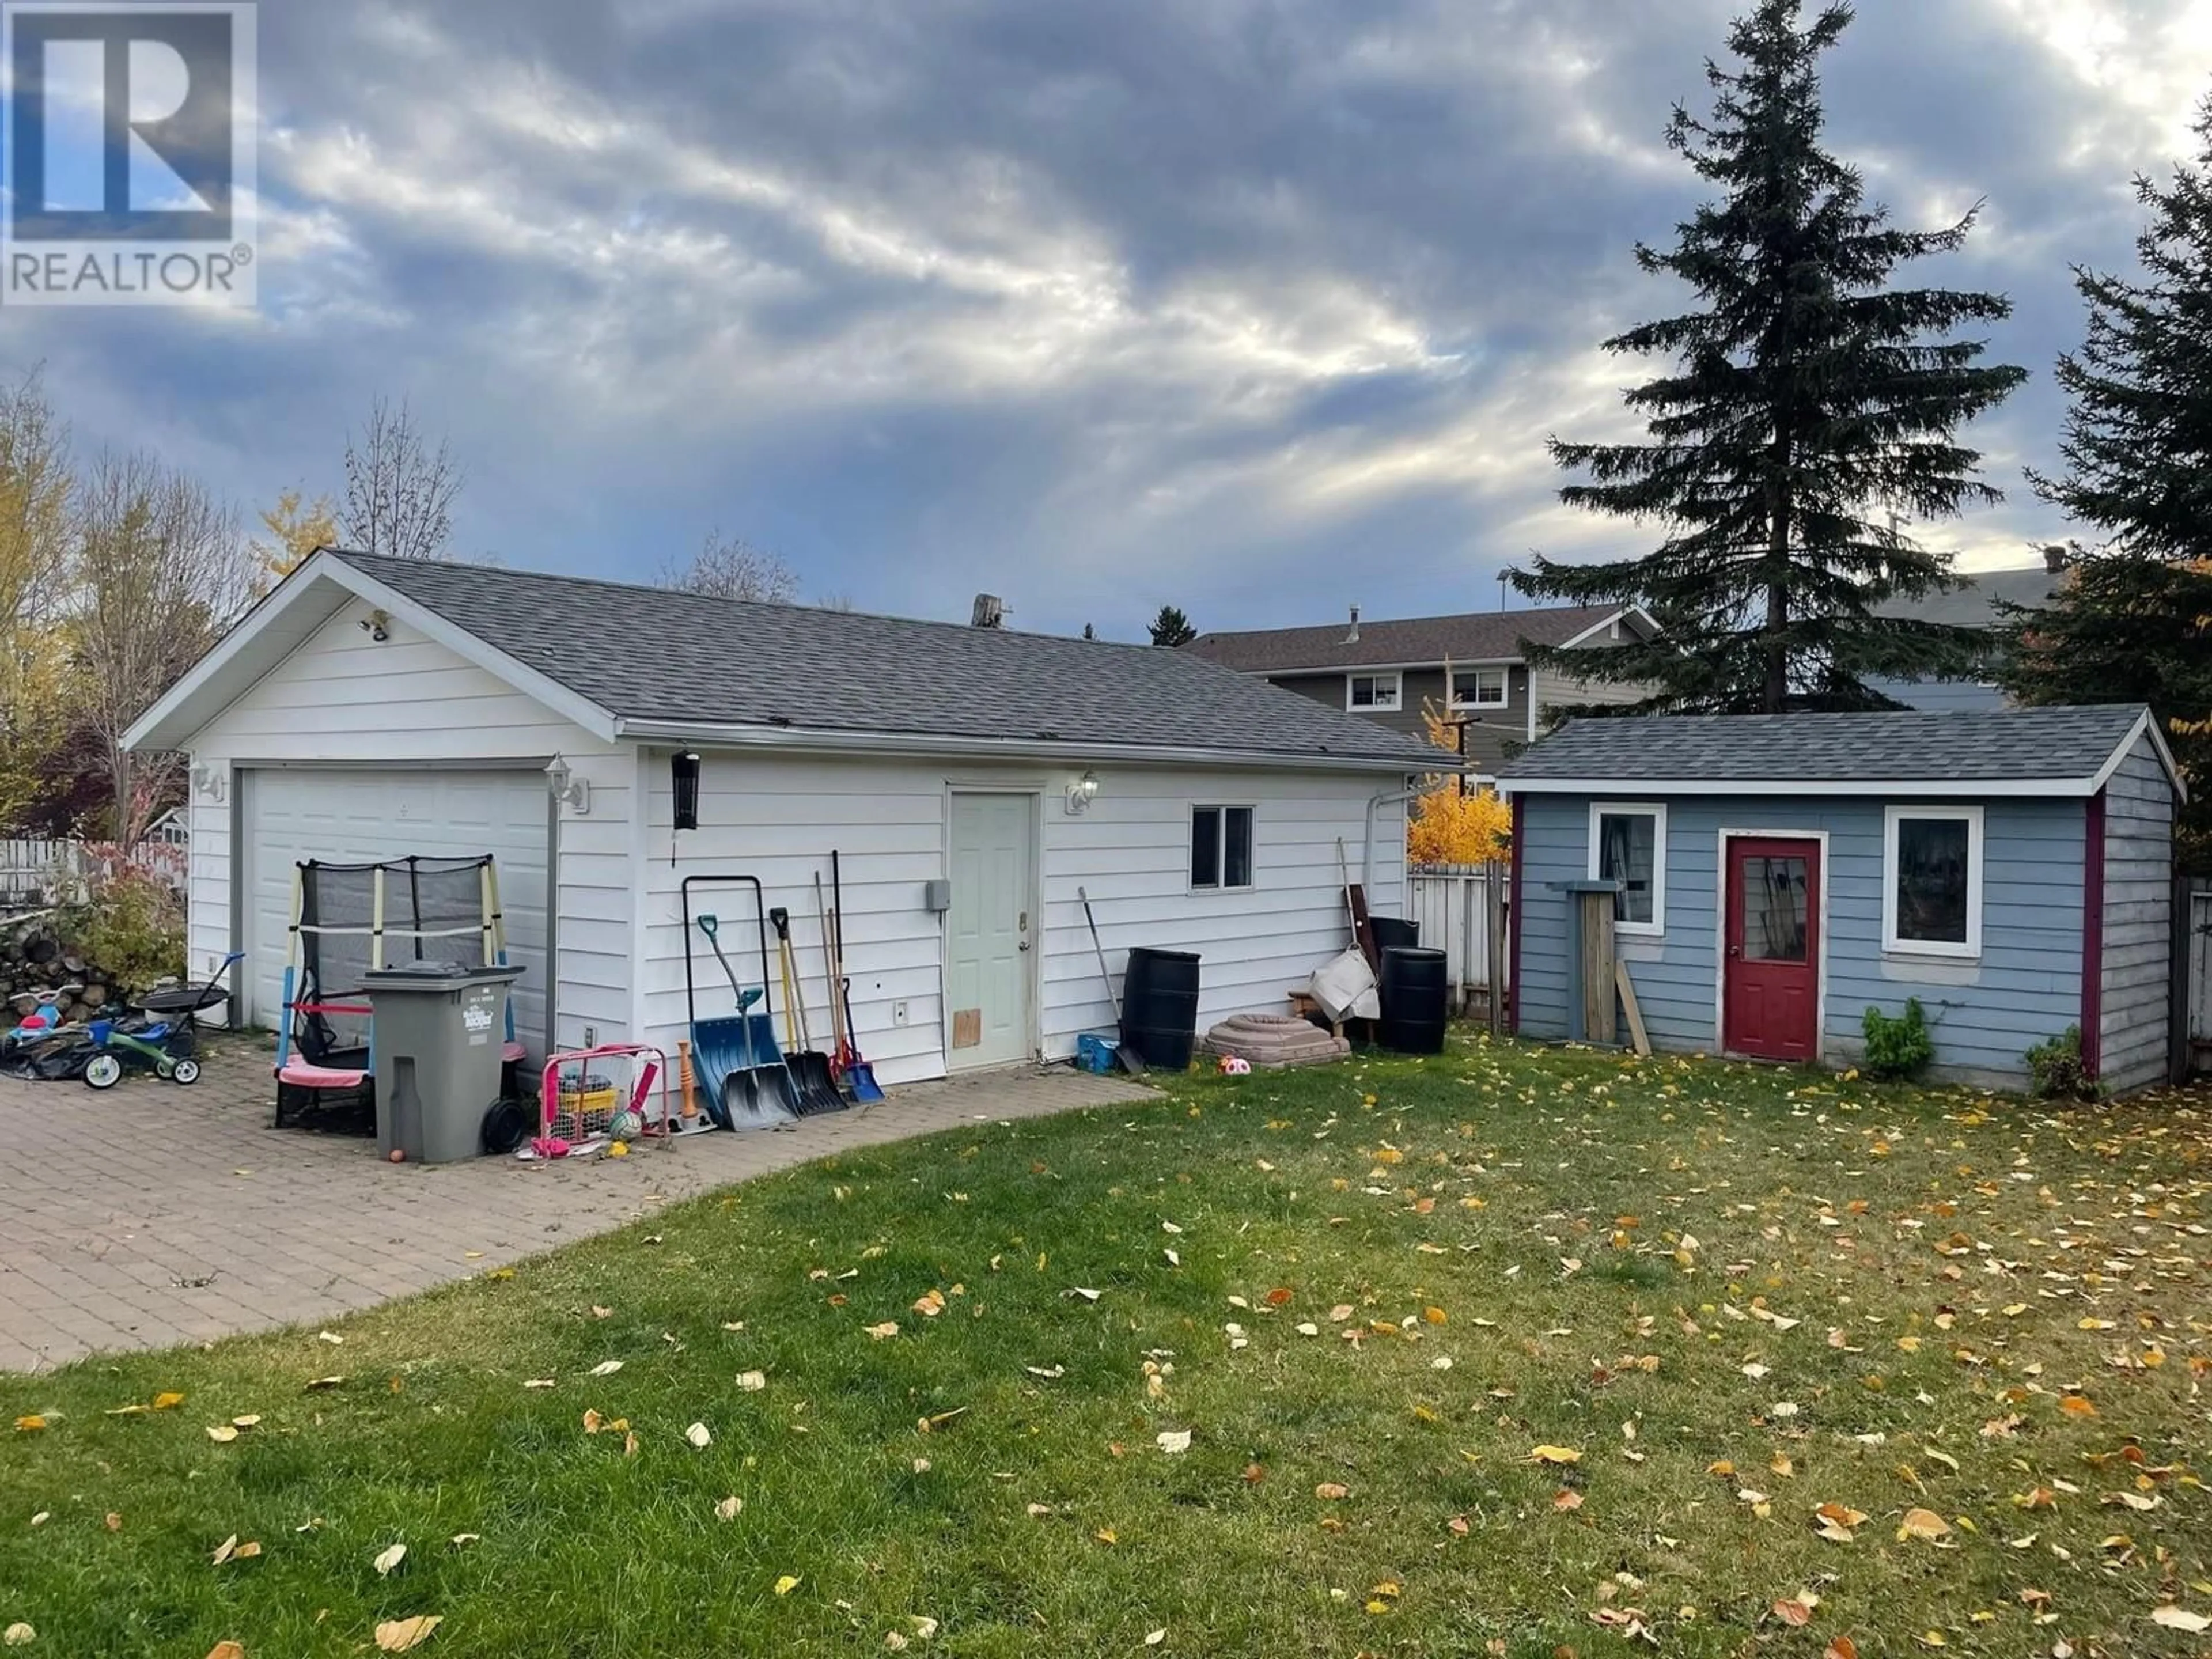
xmin=362 ymin=963 xmax=524 ymax=1164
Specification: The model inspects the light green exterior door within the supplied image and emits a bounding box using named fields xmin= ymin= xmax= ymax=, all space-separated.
xmin=946 ymin=792 xmax=1036 ymax=1069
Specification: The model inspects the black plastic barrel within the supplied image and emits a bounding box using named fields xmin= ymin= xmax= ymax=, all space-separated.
xmin=1121 ymin=947 xmax=1202 ymax=1070
xmin=1378 ymin=946 xmax=1449 ymax=1055
xmin=1369 ymin=916 xmax=1419 ymax=956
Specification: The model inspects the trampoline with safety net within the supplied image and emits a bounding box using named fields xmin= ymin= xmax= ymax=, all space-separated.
xmin=274 ymin=854 xmax=525 ymax=1130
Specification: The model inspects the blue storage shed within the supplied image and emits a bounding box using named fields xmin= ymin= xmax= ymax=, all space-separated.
xmin=1497 ymin=706 xmax=2185 ymax=1094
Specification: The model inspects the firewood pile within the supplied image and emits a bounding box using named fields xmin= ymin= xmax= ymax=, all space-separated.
xmin=0 ymin=921 xmax=119 ymax=1021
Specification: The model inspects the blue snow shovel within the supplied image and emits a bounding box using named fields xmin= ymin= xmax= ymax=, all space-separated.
xmin=696 ymin=913 xmax=798 ymax=1128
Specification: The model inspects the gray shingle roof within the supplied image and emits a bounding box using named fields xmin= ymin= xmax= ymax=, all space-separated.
xmin=1497 ymin=704 xmax=2153 ymax=787
xmin=331 ymin=551 xmax=1440 ymax=767
xmin=1871 ymin=564 xmax=2064 ymax=628
xmin=1184 ymin=604 xmax=1635 ymax=673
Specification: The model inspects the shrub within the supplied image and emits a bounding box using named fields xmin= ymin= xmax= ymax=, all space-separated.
xmin=1861 ymin=998 xmax=1933 ymax=1079
xmin=55 ymin=866 xmax=185 ymax=993
xmin=2025 ymin=1025 xmax=2099 ymax=1101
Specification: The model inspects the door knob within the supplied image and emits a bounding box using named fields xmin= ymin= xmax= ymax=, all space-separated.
xmin=1018 ymin=941 xmax=1031 ymax=952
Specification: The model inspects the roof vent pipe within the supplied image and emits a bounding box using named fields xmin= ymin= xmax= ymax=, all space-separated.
xmin=971 ymin=594 xmax=1006 ymax=629
xmin=1344 ymin=605 xmax=1361 ymax=645
xmin=2043 ymin=544 xmax=2070 ymax=574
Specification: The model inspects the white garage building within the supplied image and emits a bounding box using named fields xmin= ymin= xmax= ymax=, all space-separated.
xmin=127 ymin=551 xmax=1433 ymax=1086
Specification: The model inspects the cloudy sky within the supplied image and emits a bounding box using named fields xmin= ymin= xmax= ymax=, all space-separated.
xmin=9 ymin=0 xmax=2212 ymax=635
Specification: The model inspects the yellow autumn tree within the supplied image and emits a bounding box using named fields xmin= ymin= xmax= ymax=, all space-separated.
xmin=249 ymin=486 xmax=339 ymax=590
xmin=1406 ymin=697 xmax=1510 ymax=866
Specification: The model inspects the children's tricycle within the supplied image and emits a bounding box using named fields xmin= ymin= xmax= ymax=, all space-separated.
xmin=81 ymin=953 xmax=241 ymax=1091
xmin=82 ymin=1017 xmax=201 ymax=1089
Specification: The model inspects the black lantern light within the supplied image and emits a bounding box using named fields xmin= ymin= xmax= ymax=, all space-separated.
xmin=672 ymin=751 xmax=702 ymax=832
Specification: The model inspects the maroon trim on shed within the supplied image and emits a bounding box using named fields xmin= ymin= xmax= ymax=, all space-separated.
xmin=1508 ymin=793 xmax=1526 ymax=1035
xmin=2081 ymin=789 xmax=2105 ymax=1080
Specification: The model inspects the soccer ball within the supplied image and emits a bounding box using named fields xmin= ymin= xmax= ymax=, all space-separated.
xmin=607 ymin=1108 xmax=643 ymax=1142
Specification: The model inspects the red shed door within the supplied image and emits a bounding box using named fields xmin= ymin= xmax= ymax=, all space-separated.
xmin=1723 ymin=837 xmax=1820 ymax=1062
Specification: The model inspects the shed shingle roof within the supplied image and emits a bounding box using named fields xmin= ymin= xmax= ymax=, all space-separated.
xmin=330 ymin=551 xmax=1439 ymax=767
xmin=1497 ymin=705 xmax=2157 ymax=790
xmin=1184 ymin=604 xmax=1634 ymax=673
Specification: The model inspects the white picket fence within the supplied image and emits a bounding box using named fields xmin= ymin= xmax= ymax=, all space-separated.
xmin=1406 ymin=863 xmax=1507 ymax=1006
xmin=0 ymin=836 xmax=187 ymax=911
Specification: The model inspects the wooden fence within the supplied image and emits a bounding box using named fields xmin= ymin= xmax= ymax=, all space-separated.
xmin=1406 ymin=862 xmax=1508 ymax=1010
xmin=2188 ymin=882 xmax=2211 ymax=1077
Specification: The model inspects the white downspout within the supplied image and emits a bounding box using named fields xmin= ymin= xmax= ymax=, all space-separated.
xmin=1363 ymin=783 xmax=1419 ymax=907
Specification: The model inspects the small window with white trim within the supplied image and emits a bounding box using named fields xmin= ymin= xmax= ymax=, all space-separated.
xmin=1191 ymin=805 xmax=1255 ymax=891
xmin=1346 ymin=672 xmax=1402 ymax=712
xmin=1883 ymin=805 xmax=1983 ymax=957
xmin=1588 ymin=802 xmax=1666 ymax=935
xmin=1450 ymin=666 xmax=1509 ymax=709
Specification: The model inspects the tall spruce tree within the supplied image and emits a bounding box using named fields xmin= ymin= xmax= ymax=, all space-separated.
xmin=1516 ymin=0 xmax=2026 ymax=714
xmin=1147 ymin=604 xmax=1197 ymax=647
xmin=2010 ymin=100 xmax=2212 ymax=867
xmin=2028 ymin=100 xmax=2212 ymax=555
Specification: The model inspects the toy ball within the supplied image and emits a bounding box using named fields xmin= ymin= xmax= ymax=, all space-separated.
xmin=388 ymin=1147 xmax=407 ymax=1163
xmin=607 ymin=1139 xmax=630 ymax=1158
xmin=1218 ymin=1055 xmax=1252 ymax=1077
xmin=607 ymin=1108 xmax=643 ymax=1142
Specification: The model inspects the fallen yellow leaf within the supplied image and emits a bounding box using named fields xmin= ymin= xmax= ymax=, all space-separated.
xmin=1527 ymin=1445 xmax=1582 ymax=1466
xmin=373 ymin=1615 xmax=442 ymax=1652
xmin=774 ymin=1575 xmax=801 ymax=1596
xmin=1899 ymin=1508 xmax=1953 ymax=1544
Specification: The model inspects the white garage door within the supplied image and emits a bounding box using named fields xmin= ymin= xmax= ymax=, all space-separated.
xmin=240 ymin=768 xmax=551 ymax=1055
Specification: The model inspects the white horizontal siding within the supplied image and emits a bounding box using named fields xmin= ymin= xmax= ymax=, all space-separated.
xmin=639 ymin=750 xmax=1406 ymax=1086
xmin=183 ymin=602 xmax=630 ymax=1054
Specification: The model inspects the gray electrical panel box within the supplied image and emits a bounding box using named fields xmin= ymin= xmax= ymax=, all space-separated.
xmin=923 ymin=878 xmax=952 ymax=913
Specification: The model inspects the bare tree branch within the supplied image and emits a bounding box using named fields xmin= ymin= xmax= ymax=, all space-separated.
xmin=657 ymin=528 xmax=800 ymax=603
xmin=72 ymin=452 xmax=250 ymax=849
xmin=341 ymin=395 xmax=464 ymax=560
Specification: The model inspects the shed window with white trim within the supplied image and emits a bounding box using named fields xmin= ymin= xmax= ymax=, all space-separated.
xmin=1883 ymin=805 xmax=1983 ymax=957
xmin=1588 ymin=802 xmax=1665 ymax=935
xmin=1450 ymin=666 xmax=1509 ymax=709
xmin=1346 ymin=672 xmax=1401 ymax=712
xmin=1191 ymin=805 xmax=1255 ymax=891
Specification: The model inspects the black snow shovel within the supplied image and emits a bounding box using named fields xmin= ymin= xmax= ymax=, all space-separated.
xmin=771 ymin=906 xmax=845 ymax=1116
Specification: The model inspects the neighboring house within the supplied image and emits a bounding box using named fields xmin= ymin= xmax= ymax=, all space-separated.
xmin=124 ymin=551 xmax=1438 ymax=1086
xmin=1868 ymin=552 xmax=2067 ymax=712
xmin=1498 ymin=704 xmax=2184 ymax=1094
xmin=1184 ymin=604 xmax=1660 ymax=772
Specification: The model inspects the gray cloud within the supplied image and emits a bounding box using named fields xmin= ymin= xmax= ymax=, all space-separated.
xmin=3 ymin=0 xmax=2206 ymax=633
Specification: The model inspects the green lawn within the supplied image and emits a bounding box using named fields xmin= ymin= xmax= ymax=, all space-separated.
xmin=4 ymin=1037 xmax=2210 ymax=1657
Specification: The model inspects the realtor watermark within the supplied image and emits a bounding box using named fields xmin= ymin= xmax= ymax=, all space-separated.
xmin=2 ymin=2 xmax=256 ymax=306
